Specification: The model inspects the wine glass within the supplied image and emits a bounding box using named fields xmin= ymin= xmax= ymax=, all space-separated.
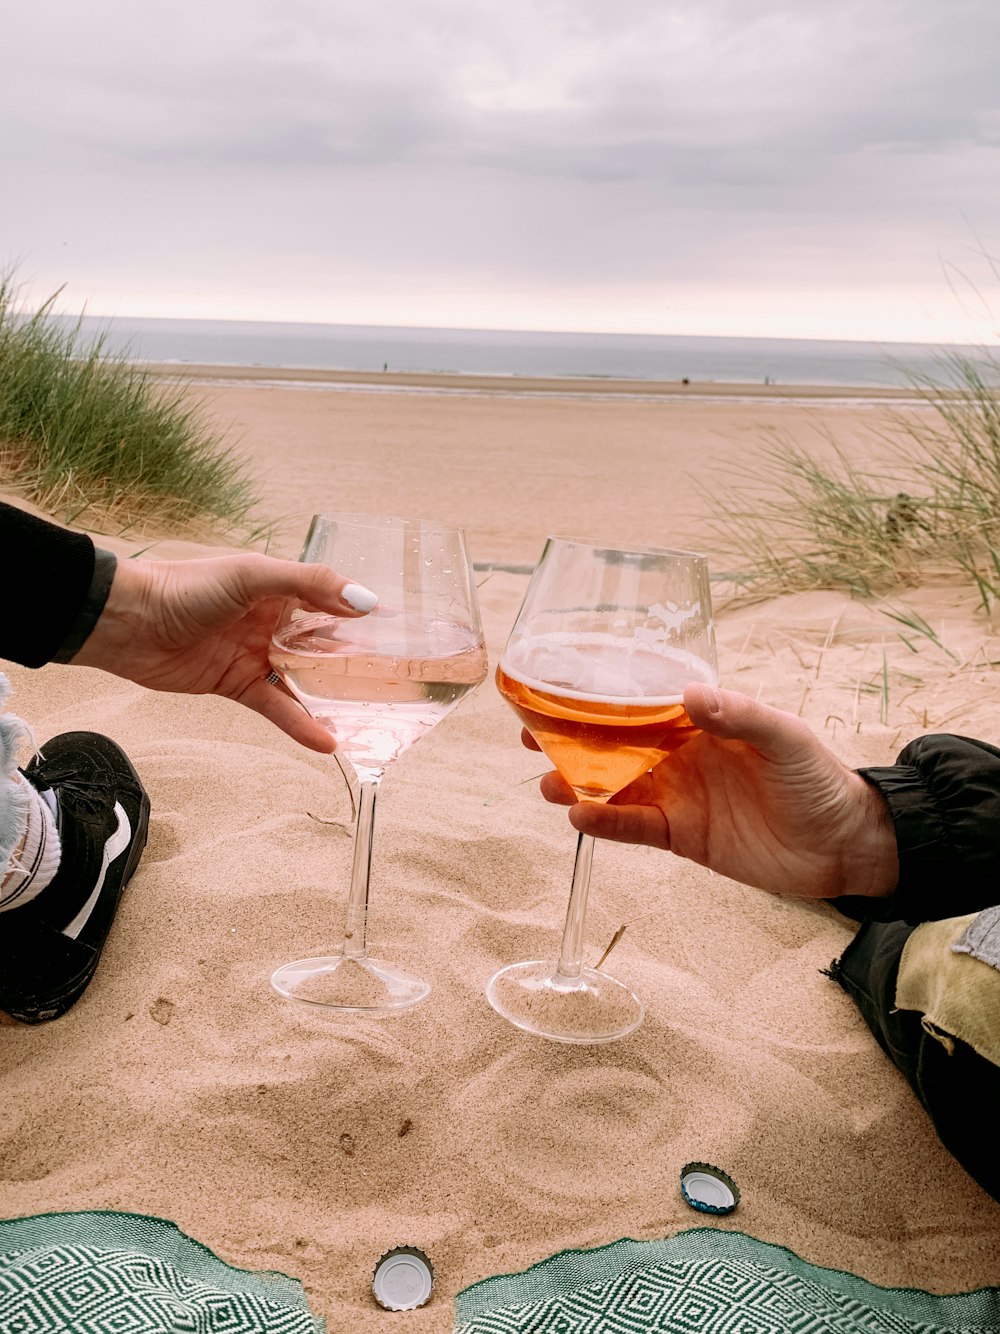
xmin=488 ymin=536 xmax=717 ymax=1043
xmin=268 ymin=513 xmax=488 ymax=1013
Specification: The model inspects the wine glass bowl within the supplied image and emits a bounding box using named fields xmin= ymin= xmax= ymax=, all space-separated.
xmin=268 ymin=513 xmax=488 ymax=1014
xmin=488 ymin=536 xmax=717 ymax=1043
xmin=270 ymin=605 xmax=486 ymax=785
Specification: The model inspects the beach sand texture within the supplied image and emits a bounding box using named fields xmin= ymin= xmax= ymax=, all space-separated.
xmin=1 ymin=379 xmax=998 ymax=1329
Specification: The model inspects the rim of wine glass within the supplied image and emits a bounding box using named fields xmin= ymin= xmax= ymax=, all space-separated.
xmin=543 ymin=534 xmax=708 ymax=562
xmin=309 ymin=511 xmax=468 ymax=537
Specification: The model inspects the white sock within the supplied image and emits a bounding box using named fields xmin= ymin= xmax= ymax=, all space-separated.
xmin=0 ymin=776 xmax=62 ymax=912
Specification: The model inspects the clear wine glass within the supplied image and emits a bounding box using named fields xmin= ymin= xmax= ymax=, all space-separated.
xmin=268 ymin=513 xmax=488 ymax=1013
xmin=488 ymin=536 xmax=718 ymax=1043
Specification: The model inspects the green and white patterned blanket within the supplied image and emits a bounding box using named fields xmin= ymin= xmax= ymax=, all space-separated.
xmin=2 ymin=1213 xmax=998 ymax=1332
xmin=0 ymin=1211 xmax=324 ymax=1333
xmin=455 ymin=1228 xmax=1000 ymax=1334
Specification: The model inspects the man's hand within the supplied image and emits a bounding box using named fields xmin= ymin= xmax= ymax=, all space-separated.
xmin=72 ymin=554 xmax=376 ymax=753
xmin=529 ymin=682 xmax=899 ymax=901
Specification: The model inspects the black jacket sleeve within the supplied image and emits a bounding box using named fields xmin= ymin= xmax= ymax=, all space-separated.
xmin=835 ymin=734 xmax=1000 ymax=925
xmin=0 ymin=502 xmax=117 ymax=668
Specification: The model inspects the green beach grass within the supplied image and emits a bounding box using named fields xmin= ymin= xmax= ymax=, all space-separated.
xmin=0 ymin=279 xmax=260 ymax=536
xmin=711 ymin=350 xmax=1000 ymax=609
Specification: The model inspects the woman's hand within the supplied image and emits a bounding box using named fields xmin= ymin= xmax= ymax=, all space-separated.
xmin=72 ymin=554 xmax=377 ymax=752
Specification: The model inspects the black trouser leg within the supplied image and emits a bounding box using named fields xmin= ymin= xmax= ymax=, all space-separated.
xmin=832 ymin=920 xmax=1000 ymax=1203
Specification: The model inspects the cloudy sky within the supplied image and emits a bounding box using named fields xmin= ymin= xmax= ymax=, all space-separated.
xmin=3 ymin=0 xmax=1000 ymax=341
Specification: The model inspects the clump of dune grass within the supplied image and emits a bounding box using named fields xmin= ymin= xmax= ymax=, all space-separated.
xmin=0 ymin=276 xmax=261 ymax=534
xmin=893 ymin=351 xmax=1000 ymax=608
xmin=707 ymin=433 xmax=927 ymax=598
xmin=709 ymin=350 xmax=1000 ymax=607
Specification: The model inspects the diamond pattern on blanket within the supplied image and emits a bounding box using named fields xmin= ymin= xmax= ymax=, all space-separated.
xmin=456 ymin=1233 xmax=1000 ymax=1334
xmin=0 ymin=1244 xmax=321 ymax=1334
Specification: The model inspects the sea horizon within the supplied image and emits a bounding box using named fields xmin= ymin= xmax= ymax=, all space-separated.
xmin=50 ymin=312 xmax=999 ymax=390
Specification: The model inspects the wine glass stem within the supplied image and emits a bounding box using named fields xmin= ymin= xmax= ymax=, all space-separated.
xmin=554 ymin=831 xmax=596 ymax=984
xmin=342 ymin=778 xmax=379 ymax=959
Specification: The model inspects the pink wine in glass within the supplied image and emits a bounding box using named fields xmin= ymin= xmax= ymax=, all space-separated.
xmin=270 ymin=611 xmax=489 ymax=780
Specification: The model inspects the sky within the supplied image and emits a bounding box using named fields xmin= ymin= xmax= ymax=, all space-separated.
xmin=3 ymin=0 xmax=1000 ymax=342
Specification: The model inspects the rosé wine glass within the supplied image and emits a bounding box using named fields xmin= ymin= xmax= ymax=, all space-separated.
xmin=268 ymin=513 xmax=488 ymax=1014
xmin=489 ymin=536 xmax=718 ymax=1043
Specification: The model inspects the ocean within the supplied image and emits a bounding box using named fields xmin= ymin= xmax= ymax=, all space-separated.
xmin=50 ymin=314 xmax=997 ymax=390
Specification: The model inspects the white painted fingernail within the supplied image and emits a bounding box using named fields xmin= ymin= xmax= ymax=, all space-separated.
xmin=342 ymin=582 xmax=378 ymax=612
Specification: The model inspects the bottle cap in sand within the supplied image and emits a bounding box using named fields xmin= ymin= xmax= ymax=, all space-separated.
xmin=680 ymin=1161 xmax=740 ymax=1215
xmin=372 ymin=1246 xmax=434 ymax=1311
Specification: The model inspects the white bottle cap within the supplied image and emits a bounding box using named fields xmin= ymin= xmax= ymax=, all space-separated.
xmin=680 ymin=1161 xmax=740 ymax=1214
xmin=372 ymin=1246 xmax=434 ymax=1311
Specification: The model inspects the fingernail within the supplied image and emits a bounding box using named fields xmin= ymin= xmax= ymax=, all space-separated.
xmin=704 ymin=686 xmax=722 ymax=714
xmin=342 ymin=582 xmax=378 ymax=612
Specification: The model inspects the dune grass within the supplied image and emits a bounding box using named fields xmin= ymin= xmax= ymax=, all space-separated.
xmin=709 ymin=350 xmax=1000 ymax=608
xmin=0 ymin=278 xmax=261 ymax=535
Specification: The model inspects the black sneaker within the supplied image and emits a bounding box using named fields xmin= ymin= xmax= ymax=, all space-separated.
xmin=0 ymin=732 xmax=150 ymax=1023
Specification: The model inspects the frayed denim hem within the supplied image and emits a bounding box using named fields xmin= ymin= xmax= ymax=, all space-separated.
xmin=0 ymin=674 xmax=33 ymax=870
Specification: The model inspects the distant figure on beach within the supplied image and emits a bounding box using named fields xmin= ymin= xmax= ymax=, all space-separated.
xmin=0 ymin=500 xmax=373 ymax=1024
xmin=533 ymin=683 xmax=1000 ymax=1203
xmin=383 ymin=361 xmax=388 ymax=372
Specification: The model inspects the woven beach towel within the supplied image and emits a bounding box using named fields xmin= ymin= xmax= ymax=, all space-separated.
xmin=0 ymin=1211 xmax=324 ymax=1333
xmin=455 ymin=1228 xmax=1000 ymax=1333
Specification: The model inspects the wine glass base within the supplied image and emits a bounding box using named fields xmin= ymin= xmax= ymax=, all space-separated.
xmin=486 ymin=959 xmax=644 ymax=1044
xmin=271 ymin=954 xmax=430 ymax=1014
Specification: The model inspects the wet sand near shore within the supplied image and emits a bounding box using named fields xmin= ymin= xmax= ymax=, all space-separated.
xmin=147 ymin=360 xmax=922 ymax=401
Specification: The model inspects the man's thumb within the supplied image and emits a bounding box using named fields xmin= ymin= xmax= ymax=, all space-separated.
xmin=684 ymin=682 xmax=815 ymax=763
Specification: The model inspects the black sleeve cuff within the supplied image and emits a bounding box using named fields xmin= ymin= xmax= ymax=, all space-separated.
xmin=834 ymin=734 xmax=1000 ymax=925
xmin=51 ymin=547 xmax=118 ymax=664
xmin=0 ymin=503 xmax=99 ymax=668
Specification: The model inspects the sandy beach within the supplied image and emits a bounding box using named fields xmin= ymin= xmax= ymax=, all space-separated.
xmin=1 ymin=372 xmax=998 ymax=1329
xmin=156 ymin=375 xmax=922 ymax=568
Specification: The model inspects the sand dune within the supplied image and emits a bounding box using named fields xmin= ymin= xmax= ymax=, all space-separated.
xmin=1 ymin=379 xmax=997 ymax=1329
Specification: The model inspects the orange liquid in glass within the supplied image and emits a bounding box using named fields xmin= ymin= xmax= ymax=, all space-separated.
xmin=496 ymin=664 xmax=699 ymax=800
